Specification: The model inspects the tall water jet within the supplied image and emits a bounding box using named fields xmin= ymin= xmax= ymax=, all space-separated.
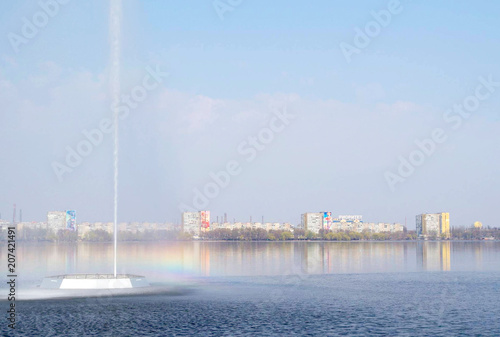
xmin=40 ymin=0 xmax=149 ymax=289
xmin=110 ymin=0 xmax=121 ymax=279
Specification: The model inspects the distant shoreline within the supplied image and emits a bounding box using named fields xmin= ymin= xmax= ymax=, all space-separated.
xmin=14 ymin=239 xmax=498 ymax=244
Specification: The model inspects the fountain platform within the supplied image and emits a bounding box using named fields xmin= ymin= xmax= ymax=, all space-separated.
xmin=40 ymin=274 xmax=149 ymax=289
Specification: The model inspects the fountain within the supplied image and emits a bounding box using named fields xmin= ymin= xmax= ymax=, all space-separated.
xmin=41 ymin=0 xmax=149 ymax=290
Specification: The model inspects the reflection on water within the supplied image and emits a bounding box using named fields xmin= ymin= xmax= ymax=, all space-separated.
xmin=417 ymin=241 xmax=451 ymax=271
xmin=7 ymin=241 xmax=500 ymax=284
xmin=442 ymin=241 xmax=451 ymax=271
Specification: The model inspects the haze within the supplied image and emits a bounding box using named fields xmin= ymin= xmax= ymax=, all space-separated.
xmin=1 ymin=0 xmax=499 ymax=228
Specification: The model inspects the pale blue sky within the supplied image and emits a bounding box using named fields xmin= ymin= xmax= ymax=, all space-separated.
xmin=0 ymin=1 xmax=499 ymax=227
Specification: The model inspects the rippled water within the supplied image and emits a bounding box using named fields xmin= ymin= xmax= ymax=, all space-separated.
xmin=2 ymin=241 xmax=500 ymax=336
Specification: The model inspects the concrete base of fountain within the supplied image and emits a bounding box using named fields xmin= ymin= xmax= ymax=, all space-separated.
xmin=40 ymin=274 xmax=149 ymax=289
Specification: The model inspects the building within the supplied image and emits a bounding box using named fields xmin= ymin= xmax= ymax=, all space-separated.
xmin=301 ymin=213 xmax=404 ymax=234
xmin=47 ymin=211 xmax=66 ymax=231
xmin=209 ymin=222 xmax=292 ymax=232
xmin=66 ymin=210 xmax=76 ymax=231
xmin=47 ymin=210 xmax=76 ymax=232
xmin=332 ymin=215 xmax=363 ymax=232
xmin=182 ymin=211 xmax=210 ymax=236
xmin=416 ymin=213 xmax=450 ymax=239
xmin=13 ymin=222 xmax=48 ymax=240
xmin=331 ymin=219 xmax=403 ymax=234
xmin=364 ymin=222 xmax=404 ymax=233
xmin=338 ymin=215 xmax=363 ymax=222
xmin=301 ymin=213 xmax=325 ymax=234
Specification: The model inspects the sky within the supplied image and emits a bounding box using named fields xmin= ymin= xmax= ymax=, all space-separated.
xmin=0 ymin=0 xmax=499 ymax=228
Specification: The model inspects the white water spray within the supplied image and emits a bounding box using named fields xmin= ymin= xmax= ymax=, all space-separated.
xmin=110 ymin=0 xmax=122 ymax=278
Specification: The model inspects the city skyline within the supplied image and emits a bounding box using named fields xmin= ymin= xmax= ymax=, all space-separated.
xmin=1 ymin=206 xmax=493 ymax=231
xmin=1 ymin=1 xmax=499 ymax=228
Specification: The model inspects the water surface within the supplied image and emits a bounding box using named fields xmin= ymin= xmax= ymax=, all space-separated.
xmin=2 ymin=241 xmax=500 ymax=336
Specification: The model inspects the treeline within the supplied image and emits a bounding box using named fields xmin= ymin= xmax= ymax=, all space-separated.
xmin=450 ymin=227 xmax=500 ymax=240
xmin=0 ymin=229 xmax=185 ymax=242
xmin=82 ymin=229 xmax=187 ymax=242
xmin=3 ymin=227 xmax=499 ymax=242
xmin=201 ymin=228 xmax=409 ymax=241
xmin=0 ymin=228 xmax=80 ymax=242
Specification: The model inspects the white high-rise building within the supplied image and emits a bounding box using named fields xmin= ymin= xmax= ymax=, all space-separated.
xmin=182 ymin=212 xmax=200 ymax=235
xmin=47 ymin=211 xmax=66 ymax=231
xmin=301 ymin=213 xmax=324 ymax=234
xmin=182 ymin=211 xmax=210 ymax=235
